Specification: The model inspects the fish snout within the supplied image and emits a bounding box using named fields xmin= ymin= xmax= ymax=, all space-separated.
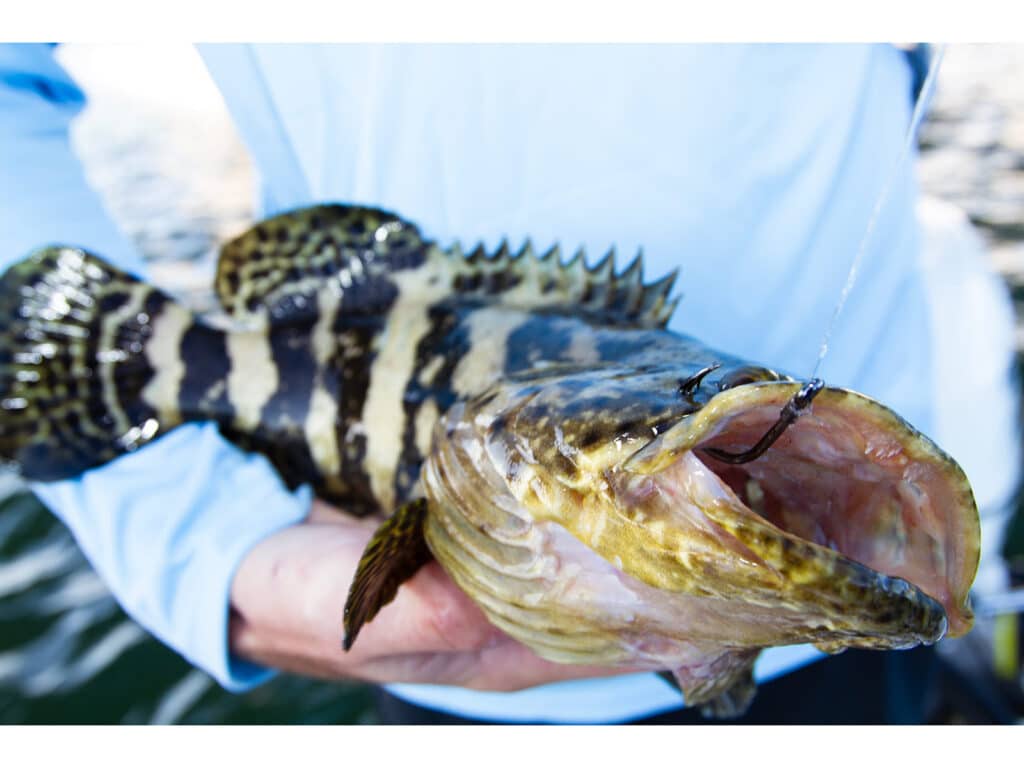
xmin=832 ymin=573 xmax=948 ymax=650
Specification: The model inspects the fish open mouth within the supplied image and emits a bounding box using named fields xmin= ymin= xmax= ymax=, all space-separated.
xmin=625 ymin=382 xmax=979 ymax=642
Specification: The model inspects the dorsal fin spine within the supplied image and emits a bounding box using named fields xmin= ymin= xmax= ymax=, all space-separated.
xmin=622 ymin=250 xmax=643 ymax=284
xmin=619 ymin=250 xmax=646 ymax=313
xmin=567 ymin=247 xmax=586 ymax=276
xmin=494 ymin=239 xmax=511 ymax=261
xmin=467 ymin=243 xmax=486 ymax=265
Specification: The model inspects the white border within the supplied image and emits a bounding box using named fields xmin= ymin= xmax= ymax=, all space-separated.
xmin=2 ymin=723 xmax=1014 ymax=767
xmin=3 ymin=0 xmax=1024 ymax=43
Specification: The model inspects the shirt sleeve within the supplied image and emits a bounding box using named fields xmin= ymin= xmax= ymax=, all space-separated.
xmin=0 ymin=43 xmax=310 ymax=691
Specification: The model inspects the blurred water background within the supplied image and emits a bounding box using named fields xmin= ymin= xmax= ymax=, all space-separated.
xmin=1 ymin=43 xmax=1023 ymax=724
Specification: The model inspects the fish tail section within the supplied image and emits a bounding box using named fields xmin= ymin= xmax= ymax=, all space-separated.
xmin=0 ymin=246 xmax=191 ymax=481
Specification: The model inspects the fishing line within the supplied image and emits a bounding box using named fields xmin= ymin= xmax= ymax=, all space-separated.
xmin=809 ymin=45 xmax=946 ymax=380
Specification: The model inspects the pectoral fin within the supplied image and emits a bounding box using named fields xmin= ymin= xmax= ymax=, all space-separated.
xmin=343 ymin=498 xmax=433 ymax=651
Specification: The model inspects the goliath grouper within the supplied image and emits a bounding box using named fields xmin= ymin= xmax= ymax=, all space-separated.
xmin=0 ymin=204 xmax=979 ymax=716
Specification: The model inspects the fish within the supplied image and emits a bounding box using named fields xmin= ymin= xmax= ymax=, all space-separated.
xmin=0 ymin=203 xmax=979 ymax=717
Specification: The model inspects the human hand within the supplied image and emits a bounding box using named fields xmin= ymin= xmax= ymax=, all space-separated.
xmin=229 ymin=500 xmax=630 ymax=691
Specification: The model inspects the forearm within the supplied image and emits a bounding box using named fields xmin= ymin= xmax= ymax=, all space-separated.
xmin=229 ymin=501 xmax=630 ymax=691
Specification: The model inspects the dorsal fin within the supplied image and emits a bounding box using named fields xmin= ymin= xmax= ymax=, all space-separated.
xmin=215 ymin=203 xmax=680 ymax=328
xmin=215 ymin=204 xmax=428 ymax=321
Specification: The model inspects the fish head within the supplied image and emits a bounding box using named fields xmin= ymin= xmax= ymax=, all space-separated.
xmin=423 ymin=358 xmax=979 ymax=663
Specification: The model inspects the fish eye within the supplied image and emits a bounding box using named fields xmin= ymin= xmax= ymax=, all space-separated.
xmin=718 ymin=366 xmax=780 ymax=390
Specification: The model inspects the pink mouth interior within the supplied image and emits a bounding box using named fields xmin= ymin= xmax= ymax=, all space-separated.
xmin=694 ymin=401 xmax=974 ymax=636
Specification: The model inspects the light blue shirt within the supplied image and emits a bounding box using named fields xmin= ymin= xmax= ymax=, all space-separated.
xmin=0 ymin=43 xmax=969 ymax=722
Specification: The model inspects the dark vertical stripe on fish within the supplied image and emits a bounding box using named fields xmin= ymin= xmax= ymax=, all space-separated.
xmin=105 ymin=288 xmax=163 ymax=435
xmin=177 ymin=322 xmax=234 ymax=424
xmin=394 ymin=303 xmax=473 ymax=503
xmin=333 ymin=314 xmax=388 ymax=510
xmin=254 ymin=293 xmax=323 ymax=488
xmin=260 ymin=295 xmax=320 ymax=430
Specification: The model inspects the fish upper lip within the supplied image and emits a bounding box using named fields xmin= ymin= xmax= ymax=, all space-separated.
xmin=701 ymin=378 xmax=824 ymax=465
